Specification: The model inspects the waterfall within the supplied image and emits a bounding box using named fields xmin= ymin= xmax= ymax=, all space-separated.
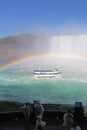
xmin=50 ymin=34 xmax=87 ymax=58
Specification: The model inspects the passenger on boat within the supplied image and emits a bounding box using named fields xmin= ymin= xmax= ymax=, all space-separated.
xmin=63 ymin=110 xmax=74 ymax=130
xmin=22 ymin=103 xmax=30 ymax=121
xmin=75 ymin=126 xmax=81 ymax=130
xmin=33 ymin=100 xmax=44 ymax=119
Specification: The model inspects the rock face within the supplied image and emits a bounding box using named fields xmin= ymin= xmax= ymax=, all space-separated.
xmin=0 ymin=34 xmax=51 ymax=66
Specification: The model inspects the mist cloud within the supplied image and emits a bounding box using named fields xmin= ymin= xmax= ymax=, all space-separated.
xmin=30 ymin=22 xmax=87 ymax=35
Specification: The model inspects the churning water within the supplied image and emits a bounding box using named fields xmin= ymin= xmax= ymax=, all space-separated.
xmin=0 ymin=62 xmax=87 ymax=106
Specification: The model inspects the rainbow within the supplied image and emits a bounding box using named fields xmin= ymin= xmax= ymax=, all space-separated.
xmin=0 ymin=53 xmax=48 ymax=70
xmin=0 ymin=53 xmax=87 ymax=70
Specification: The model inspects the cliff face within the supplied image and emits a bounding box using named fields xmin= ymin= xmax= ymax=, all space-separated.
xmin=0 ymin=34 xmax=51 ymax=65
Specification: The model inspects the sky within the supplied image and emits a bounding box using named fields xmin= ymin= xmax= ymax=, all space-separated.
xmin=0 ymin=0 xmax=87 ymax=37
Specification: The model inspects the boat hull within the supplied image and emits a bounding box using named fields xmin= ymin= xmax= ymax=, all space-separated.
xmin=34 ymin=74 xmax=56 ymax=78
xmin=33 ymin=69 xmax=61 ymax=78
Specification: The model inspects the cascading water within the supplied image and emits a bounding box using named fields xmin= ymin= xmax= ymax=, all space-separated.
xmin=50 ymin=34 xmax=87 ymax=57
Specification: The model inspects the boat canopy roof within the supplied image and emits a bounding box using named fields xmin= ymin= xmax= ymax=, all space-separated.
xmin=34 ymin=70 xmax=57 ymax=72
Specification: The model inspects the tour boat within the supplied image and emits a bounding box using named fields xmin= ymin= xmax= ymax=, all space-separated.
xmin=33 ymin=68 xmax=61 ymax=78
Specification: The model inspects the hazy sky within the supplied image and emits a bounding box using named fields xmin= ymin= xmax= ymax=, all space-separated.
xmin=0 ymin=0 xmax=87 ymax=37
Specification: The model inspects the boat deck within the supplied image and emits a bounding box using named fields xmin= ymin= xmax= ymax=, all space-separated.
xmin=0 ymin=117 xmax=87 ymax=130
xmin=0 ymin=110 xmax=87 ymax=130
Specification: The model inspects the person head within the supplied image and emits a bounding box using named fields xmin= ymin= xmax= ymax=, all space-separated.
xmin=33 ymin=100 xmax=41 ymax=106
xmin=75 ymin=126 xmax=81 ymax=130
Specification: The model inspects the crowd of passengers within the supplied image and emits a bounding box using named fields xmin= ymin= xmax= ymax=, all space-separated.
xmin=21 ymin=100 xmax=82 ymax=130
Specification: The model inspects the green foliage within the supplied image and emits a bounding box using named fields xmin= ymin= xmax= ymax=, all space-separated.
xmin=0 ymin=33 xmax=34 ymax=44
xmin=0 ymin=37 xmax=14 ymax=44
xmin=0 ymin=101 xmax=22 ymax=111
xmin=0 ymin=101 xmax=75 ymax=112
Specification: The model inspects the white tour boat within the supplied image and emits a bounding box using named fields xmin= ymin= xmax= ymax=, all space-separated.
xmin=33 ymin=68 xmax=61 ymax=78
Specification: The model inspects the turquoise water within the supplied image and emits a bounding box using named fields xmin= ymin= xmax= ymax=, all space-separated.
xmin=0 ymin=68 xmax=87 ymax=105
